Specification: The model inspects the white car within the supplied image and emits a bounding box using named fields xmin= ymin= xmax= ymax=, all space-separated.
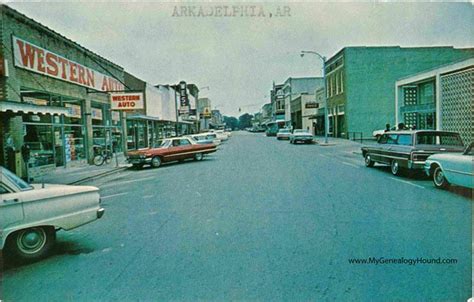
xmin=209 ymin=130 xmax=229 ymax=141
xmin=189 ymin=133 xmax=221 ymax=145
xmin=276 ymin=128 xmax=291 ymax=140
xmin=290 ymin=129 xmax=314 ymax=144
xmin=424 ymin=142 xmax=474 ymax=189
xmin=0 ymin=166 xmax=104 ymax=261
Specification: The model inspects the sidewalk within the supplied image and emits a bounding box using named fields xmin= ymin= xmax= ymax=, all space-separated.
xmin=313 ymin=136 xmax=376 ymax=155
xmin=34 ymin=153 xmax=131 ymax=185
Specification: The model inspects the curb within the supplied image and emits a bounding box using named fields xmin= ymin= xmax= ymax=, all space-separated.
xmin=68 ymin=165 xmax=130 ymax=185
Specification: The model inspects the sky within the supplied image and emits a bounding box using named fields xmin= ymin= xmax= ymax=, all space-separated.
xmin=6 ymin=1 xmax=474 ymax=117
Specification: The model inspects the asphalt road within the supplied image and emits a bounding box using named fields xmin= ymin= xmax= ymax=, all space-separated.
xmin=2 ymin=131 xmax=472 ymax=301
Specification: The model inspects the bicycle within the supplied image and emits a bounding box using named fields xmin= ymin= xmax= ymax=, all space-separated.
xmin=93 ymin=148 xmax=114 ymax=166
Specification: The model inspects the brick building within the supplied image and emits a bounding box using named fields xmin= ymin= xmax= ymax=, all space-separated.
xmin=0 ymin=5 xmax=125 ymax=178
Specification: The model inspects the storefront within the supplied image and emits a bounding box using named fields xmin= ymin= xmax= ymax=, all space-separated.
xmin=396 ymin=58 xmax=473 ymax=144
xmin=0 ymin=5 xmax=125 ymax=178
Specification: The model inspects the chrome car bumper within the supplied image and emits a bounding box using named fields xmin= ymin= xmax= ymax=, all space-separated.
xmin=128 ymin=157 xmax=152 ymax=164
xmin=407 ymin=160 xmax=426 ymax=170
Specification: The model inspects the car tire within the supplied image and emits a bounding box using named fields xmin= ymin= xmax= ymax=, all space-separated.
xmin=194 ymin=153 xmax=203 ymax=161
xmin=6 ymin=226 xmax=56 ymax=262
xmin=390 ymin=160 xmax=401 ymax=176
xmin=433 ymin=166 xmax=449 ymax=189
xmin=364 ymin=154 xmax=375 ymax=167
xmin=151 ymin=156 xmax=162 ymax=168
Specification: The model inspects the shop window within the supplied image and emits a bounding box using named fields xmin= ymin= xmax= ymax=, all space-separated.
xmin=64 ymin=102 xmax=83 ymax=125
xmin=111 ymin=111 xmax=121 ymax=126
xmin=64 ymin=126 xmax=86 ymax=162
xmin=24 ymin=124 xmax=55 ymax=168
xmin=91 ymin=107 xmax=104 ymax=126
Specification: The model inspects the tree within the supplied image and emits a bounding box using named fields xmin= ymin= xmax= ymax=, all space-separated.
xmin=223 ymin=116 xmax=239 ymax=130
xmin=238 ymin=113 xmax=253 ymax=129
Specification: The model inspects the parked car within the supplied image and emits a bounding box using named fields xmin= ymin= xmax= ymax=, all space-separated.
xmin=361 ymin=130 xmax=465 ymax=176
xmin=127 ymin=137 xmax=217 ymax=169
xmin=186 ymin=135 xmax=213 ymax=145
xmin=0 ymin=166 xmax=104 ymax=261
xmin=290 ymin=129 xmax=314 ymax=144
xmin=200 ymin=133 xmax=222 ymax=145
xmin=209 ymin=130 xmax=229 ymax=141
xmin=276 ymin=128 xmax=291 ymax=140
xmin=424 ymin=142 xmax=473 ymax=189
xmin=187 ymin=134 xmax=221 ymax=145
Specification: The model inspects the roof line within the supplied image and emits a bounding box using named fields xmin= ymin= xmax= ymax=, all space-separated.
xmin=2 ymin=4 xmax=123 ymax=71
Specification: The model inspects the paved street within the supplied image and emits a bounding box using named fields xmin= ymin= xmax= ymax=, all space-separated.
xmin=2 ymin=131 xmax=472 ymax=301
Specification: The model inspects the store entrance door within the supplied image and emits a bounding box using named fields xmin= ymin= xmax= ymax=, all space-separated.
xmin=53 ymin=126 xmax=64 ymax=167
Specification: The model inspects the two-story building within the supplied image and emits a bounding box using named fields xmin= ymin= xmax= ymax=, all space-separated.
xmin=324 ymin=46 xmax=474 ymax=138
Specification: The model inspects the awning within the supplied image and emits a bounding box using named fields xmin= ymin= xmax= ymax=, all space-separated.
xmin=126 ymin=114 xmax=162 ymax=122
xmin=0 ymin=101 xmax=70 ymax=116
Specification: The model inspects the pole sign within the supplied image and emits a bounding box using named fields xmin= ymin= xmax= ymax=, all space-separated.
xmin=179 ymin=81 xmax=189 ymax=113
xmin=110 ymin=93 xmax=144 ymax=110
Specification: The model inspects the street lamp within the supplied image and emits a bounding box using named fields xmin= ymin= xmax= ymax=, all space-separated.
xmin=301 ymin=50 xmax=329 ymax=144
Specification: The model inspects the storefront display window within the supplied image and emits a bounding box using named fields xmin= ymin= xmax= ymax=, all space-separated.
xmin=64 ymin=102 xmax=83 ymax=125
xmin=24 ymin=124 xmax=55 ymax=167
xmin=64 ymin=126 xmax=86 ymax=162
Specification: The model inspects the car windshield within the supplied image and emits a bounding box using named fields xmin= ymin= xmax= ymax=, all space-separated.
xmin=416 ymin=132 xmax=464 ymax=146
xmin=207 ymin=134 xmax=217 ymax=139
xmin=0 ymin=166 xmax=33 ymax=191
xmin=293 ymin=130 xmax=304 ymax=133
xmin=279 ymin=129 xmax=289 ymax=133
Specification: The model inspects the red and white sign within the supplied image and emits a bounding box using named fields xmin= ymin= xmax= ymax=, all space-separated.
xmin=12 ymin=36 xmax=124 ymax=92
xmin=110 ymin=93 xmax=144 ymax=110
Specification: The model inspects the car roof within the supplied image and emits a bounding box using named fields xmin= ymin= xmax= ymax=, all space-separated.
xmin=384 ymin=130 xmax=460 ymax=135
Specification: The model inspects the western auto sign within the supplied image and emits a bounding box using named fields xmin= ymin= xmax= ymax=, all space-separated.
xmin=110 ymin=93 xmax=144 ymax=110
xmin=12 ymin=36 xmax=124 ymax=92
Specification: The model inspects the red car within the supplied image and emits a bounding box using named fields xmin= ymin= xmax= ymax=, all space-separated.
xmin=127 ymin=137 xmax=217 ymax=169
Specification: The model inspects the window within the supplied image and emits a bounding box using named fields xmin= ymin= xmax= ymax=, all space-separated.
xmin=378 ymin=134 xmax=388 ymax=144
xmin=180 ymin=139 xmax=191 ymax=146
xmin=340 ymin=72 xmax=344 ymax=93
xmin=0 ymin=167 xmax=32 ymax=191
xmin=397 ymin=134 xmax=412 ymax=146
xmin=416 ymin=132 xmax=463 ymax=146
xmin=419 ymin=82 xmax=434 ymax=105
xmin=326 ymin=78 xmax=330 ymax=98
xmin=387 ymin=134 xmax=398 ymax=144
xmin=0 ymin=185 xmax=10 ymax=194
